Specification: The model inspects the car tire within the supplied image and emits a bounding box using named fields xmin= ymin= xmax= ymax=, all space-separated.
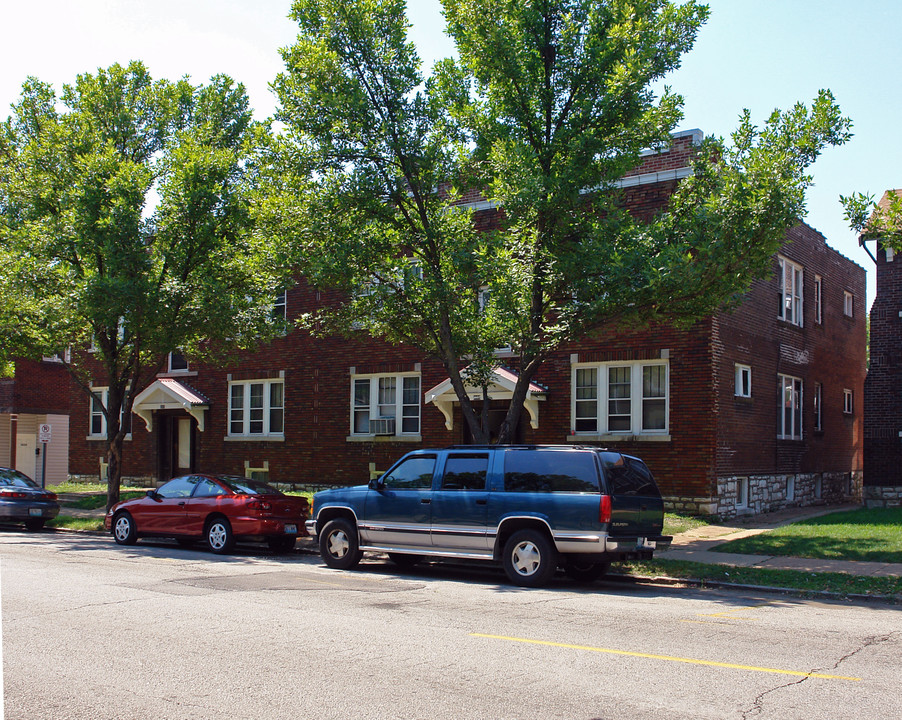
xmin=319 ymin=518 xmax=362 ymax=570
xmin=502 ymin=529 xmax=558 ymax=587
xmin=388 ymin=552 xmax=422 ymax=569
xmin=268 ymin=535 xmax=296 ymax=554
xmin=112 ymin=512 xmax=138 ymax=545
xmin=564 ymin=560 xmax=610 ymax=583
xmin=205 ymin=517 xmax=235 ymax=554
xmin=24 ymin=519 xmax=45 ymax=531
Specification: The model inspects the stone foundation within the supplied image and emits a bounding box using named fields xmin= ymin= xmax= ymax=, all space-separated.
xmin=665 ymin=470 xmax=863 ymax=519
xmin=863 ymin=486 xmax=902 ymax=508
xmin=68 ymin=474 xmax=155 ymax=488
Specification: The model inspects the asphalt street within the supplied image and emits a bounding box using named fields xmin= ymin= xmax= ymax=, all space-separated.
xmin=2 ymin=530 xmax=901 ymax=720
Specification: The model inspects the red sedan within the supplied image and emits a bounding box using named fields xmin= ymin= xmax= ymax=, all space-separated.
xmin=104 ymin=474 xmax=309 ymax=554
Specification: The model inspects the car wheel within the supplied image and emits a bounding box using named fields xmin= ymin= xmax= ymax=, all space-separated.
xmin=267 ymin=535 xmax=296 ymax=554
xmin=502 ymin=529 xmax=558 ymax=587
xmin=24 ymin=519 xmax=45 ymax=531
xmin=388 ymin=553 xmax=422 ymax=569
xmin=319 ymin=518 xmax=362 ymax=570
xmin=112 ymin=512 xmax=138 ymax=545
xmin=564 ymin=559 xmax=610 ymax=583
xmin=205 ymin=517 xmax=235 ymax=554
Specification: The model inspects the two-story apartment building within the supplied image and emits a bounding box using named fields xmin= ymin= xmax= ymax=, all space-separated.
xmin=66 ymin=130 xmax=866 ymax=518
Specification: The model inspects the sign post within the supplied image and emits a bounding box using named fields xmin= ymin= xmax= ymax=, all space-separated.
xmin=38 ymin=424 xmax=51 ymax=488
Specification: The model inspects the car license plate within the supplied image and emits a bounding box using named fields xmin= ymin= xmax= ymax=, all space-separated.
xmin=29 ymin=508 xmax=42 ymax=517
xmin=284 ymin=524 xmax=297 ymax=534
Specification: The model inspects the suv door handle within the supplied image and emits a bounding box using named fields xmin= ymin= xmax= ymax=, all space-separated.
xmin=421 ymin=498 xmax=431 ymax=504
xmin=475 ymin=499 xmax=487 ymax=505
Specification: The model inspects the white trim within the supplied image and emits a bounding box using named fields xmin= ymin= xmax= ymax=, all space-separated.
xmin=227 ymin=378 xmax=284 ymax=438
xmin=351 ymin=372 xmax=422 ymax=437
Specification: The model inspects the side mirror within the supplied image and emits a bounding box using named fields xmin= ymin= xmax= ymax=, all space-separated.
xmin=368 ymin=477 xmax=386 ymax=491
xmin=146 ymin=489 xmax=161 ymax=501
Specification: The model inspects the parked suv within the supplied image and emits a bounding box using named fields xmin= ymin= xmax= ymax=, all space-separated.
xmin=306 ymin=445 xmax=671 ymax=587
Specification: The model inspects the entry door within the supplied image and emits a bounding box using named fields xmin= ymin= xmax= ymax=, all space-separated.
xmin=157 ymin=415 xmax=195 ymax=483
xmin=16 ymin=434 xmax=37 ymax=479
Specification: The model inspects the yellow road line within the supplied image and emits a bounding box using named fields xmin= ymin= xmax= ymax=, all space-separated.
xmin=470 ymin=633 xmax=860 ymax=681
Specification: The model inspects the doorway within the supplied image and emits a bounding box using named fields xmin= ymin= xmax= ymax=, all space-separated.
xmin=460 ymin=401 xmax=526 ymax=444
xmin=156 ymin=414 xmax=195 ymax=483
xmin=16 ymin=434 xmax=37 ymax=479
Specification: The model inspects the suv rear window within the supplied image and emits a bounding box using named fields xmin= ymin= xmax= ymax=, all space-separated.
xmin=601 ymin=452 xmax=661 ymax=497
xmin=503 ymin=450 xmax=599 ymax=493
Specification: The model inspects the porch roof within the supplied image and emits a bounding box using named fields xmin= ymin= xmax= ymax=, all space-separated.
xmin=132 ymin=378 xmax=210 ymax=432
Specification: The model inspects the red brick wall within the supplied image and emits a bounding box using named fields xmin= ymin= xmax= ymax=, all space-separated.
xmin=713 ymin=223 xmax=866 ymax=477
xmin=5 ymin=359 xmax=70 ymax=414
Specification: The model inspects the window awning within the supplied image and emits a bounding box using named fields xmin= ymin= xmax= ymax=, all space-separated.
xmin=132 ymin=378 xmax=210 ymax=432
xmin=424 ymin=366 xmax=546 ymax=431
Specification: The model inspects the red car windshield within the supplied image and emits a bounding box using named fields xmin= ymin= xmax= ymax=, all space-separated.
xmin=215 ymin=476 xmax=284 ymax=496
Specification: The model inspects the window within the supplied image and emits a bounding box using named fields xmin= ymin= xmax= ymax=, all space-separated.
xmin=570 ymin=361 xmax=669 ymax=435
xmin=229 ymin=379 xmax=284 ymax=437
xmin=736 ymin=478 xmax=749 ymax=509
xmin=814 ymin=275 xmax=822 ymax=324
xmin=272 ymin=290 xmax=287 ymax=321
xmin=88 ymin=387 xmax=131 ymax=438
xmin=441 ymin=453 xmax=489 ymax=491
xmin=383 ymin=455 xmax=435 ymax=489
xmin=734 ymin=364 xmax=752 ymax=398
xmin=778 ymin=256 xmax=803 ymax=326
xmin=351 ymin=373 xmax=420 ymax=436
xmin=503 ymin=449 xmax=600 ymax=493
xmin=814 ymin=382 xmax=823 ymax=431
xmin=843 ymin=291 xmax=853 ymax=318
xmin=601 ymin=452 xmax=661 ymax=497
xmin=778 ymin=374 xmax=803 ymax=439
xmin=843 ymin=389 xmax=853 ymax=415
xmin=168 ymin=351 xmax=189 ymax=373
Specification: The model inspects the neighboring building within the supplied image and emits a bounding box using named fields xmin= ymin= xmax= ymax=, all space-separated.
xmin=66 ymin=130 xmax=867 ymax=517
xmin=860 ymin=189 xmax=902 ymax=507
xmin=0 ymin=357 xmax=71 ymax=485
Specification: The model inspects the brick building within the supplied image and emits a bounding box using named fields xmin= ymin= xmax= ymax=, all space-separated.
xmin=66 ymin=130 xmax=866 ymax=517
xmin=860 ymin=189 xmax=902 ymax=507
xmin=1 ymin=357 xmax=71 ymax=485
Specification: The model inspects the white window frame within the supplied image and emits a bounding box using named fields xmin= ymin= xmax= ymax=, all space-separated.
xmin=813 ymin=382 xmax=823 ymax=432
xmin=350 ymin=372 xmax=421 ymax=438
xmin=570 ymin=360 xmax=669 ymax=438
xmin=272 ymin=290 xmax=287 ymax=320
xmin=168 ymin=351 xmax=189 ymax=373
xmin=778 ymin=374 xmax=803 ymax=440
xmin=228 ymin=379 xmax=285 ymax=438
xmin=843 ymin=388 xmax=853 ymax=415
xmin=736 ymin=477 xmax=749 ymax=509
xmin=814 ymin=274 xmax=823 ymax=324
xmin=843 ymin=291 xmax=853 ymax=318
xmin=778 ymin=256 xmax=804 ymax=327
xmin=734 ymin=364 xmax=752 ymax=398
xmin=88 ymin=387 xmax=131 ymax=439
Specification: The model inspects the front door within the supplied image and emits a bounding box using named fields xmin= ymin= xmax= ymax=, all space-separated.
xmin=157 ymin=415 xmax=195 ymax=483
xmin=460 ymin=401 xmax=526 ymax=444
xmin=15 ymin=434 xmax=37 ymax=479
xmin=362 ymin=454 xmax=436 ymax=549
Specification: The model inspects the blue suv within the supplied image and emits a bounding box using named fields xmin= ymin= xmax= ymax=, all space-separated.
xmin=306 ymin=445 xmax=671 ymax=587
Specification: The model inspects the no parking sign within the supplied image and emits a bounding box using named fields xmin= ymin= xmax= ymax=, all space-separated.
xmin=39 ymin=424 xmax=51 ymax=443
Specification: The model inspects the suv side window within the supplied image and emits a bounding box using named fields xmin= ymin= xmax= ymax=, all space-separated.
xmin=383 ymin=455 xmax=436 ymax=490
xmin=440 ymin=454 xmax=489 ymax=491
xmin=503 ymin=450 xmax=599 ymax=493
xmin=601 ymin=452 xmax=661 ymax=497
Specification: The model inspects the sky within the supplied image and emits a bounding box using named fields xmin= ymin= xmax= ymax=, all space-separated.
xmin=2 ymin=0 xmax=899 ymax=308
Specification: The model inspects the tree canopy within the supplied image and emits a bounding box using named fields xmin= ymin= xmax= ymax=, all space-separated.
xmin=270 ymin=0 xmax=851 ymax=444
xmin=0 ymin=61 xmax=284 ymax=507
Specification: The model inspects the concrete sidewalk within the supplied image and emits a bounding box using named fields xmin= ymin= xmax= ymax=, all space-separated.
xmin=659 ymin=503 xmax=902 ymax=578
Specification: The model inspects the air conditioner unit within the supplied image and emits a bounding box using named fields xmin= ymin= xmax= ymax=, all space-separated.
xmin=369 ymin=417 xmax=396 ymax=436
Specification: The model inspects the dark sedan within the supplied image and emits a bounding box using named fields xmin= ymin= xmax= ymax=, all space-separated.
xmin=104 ymin=474 xmax=309 ymax=554
xmin=0 ymin=467 xmax=60 ymax=531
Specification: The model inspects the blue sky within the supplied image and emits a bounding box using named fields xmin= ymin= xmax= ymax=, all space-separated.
xmin=2 ymin=0 xmax=898 ymax=307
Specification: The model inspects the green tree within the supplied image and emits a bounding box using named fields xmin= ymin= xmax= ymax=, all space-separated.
xmin=0 ymin=62 xmax=285 ymax=509
xmin=842 ymin=189 xmax=902 ymax=249
xmin=271 ymin=0 xmax=851 ymax=444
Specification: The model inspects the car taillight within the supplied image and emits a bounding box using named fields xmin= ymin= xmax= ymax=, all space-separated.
xmin=0 ymin=491 xmax=28 ymax=499
xmin=599 ymin=495 xmax=612 ymax=524
xmin=45 ymin=493 xmax=57 ymax=500
xmin=247 ymin=500 xmax=272 ymax=512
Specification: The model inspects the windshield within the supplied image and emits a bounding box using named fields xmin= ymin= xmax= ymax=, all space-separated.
xmin=214 ymin=476 xmax=285 ymax=496
xmin=0 ymin=468 xmax=39 ymax=488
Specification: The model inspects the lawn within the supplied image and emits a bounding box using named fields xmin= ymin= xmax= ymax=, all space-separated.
xmin=713 ymin=507 xmax=902 ymax=563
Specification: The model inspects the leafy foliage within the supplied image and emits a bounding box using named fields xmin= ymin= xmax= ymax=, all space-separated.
xmin=0 ymin=62 xmax=284 ymax=508
xmin=270 ymin=0 xmax=851 ymax=443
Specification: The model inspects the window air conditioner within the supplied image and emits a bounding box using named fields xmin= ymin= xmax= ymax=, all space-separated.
xmin=369 ymin=417 xmax=396 ymax=436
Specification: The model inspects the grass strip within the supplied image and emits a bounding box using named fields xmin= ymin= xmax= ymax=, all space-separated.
xmin=616 ymin=558 xmax=902 ymax=601
xmin=48 ymin=516 xmax=105 ymax=532
xmin=59 ymin=491 xmax=144 ymax=510
xmin=714 ymin=507 xmax=902 ymax=563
